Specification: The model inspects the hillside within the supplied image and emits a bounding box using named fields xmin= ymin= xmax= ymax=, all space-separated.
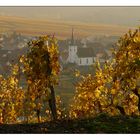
xmin=0 ymin=115 xmax=140 ymax=134
xmin=0 ymin=15 xmax=133 ymax=39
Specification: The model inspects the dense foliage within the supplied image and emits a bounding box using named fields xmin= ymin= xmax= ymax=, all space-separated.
xmin=0 ymin=28 xmax=140 ymax=126
xmin=0 ymin=36 xmax=60 ymax=124
xmin=0 ymin=64 xmax=24 ymax=123
xmin=70 ymin=28 xmax=140 ymax=118
xmin=20 ymin=36 xmax=60 ymax=122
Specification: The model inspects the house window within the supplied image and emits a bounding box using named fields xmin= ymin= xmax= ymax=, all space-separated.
xmin=86 ymin=58 xmax=88 ymax=64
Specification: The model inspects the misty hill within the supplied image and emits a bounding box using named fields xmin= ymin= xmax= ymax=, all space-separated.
xmin=0 ymin=15 xmax=132 ymax=39
xmin=0 ymin=7 xmax=140 ymax=27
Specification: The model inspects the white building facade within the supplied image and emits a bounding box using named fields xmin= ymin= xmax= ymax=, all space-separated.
xmin=76 ymin=57 xmax=94 ymax=66
xmin=76 ymin=47 xmax=95 ymax=66
xmin=67 ymin=45 xmax=95 ymax=66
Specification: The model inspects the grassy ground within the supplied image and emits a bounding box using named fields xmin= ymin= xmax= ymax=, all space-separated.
xmin=0 ymin=114 xmax=140 ymax=134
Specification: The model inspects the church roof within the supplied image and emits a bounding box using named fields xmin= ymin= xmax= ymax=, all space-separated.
xmin=77 ymin=47 xmax=95 ymax=58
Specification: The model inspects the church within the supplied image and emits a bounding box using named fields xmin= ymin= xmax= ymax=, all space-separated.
xmin=67 ymin=29 xmax=95 ymax=66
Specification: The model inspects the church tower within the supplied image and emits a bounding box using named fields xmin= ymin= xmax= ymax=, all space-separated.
xmin=68 ymin=28 xmax=78 ymax=63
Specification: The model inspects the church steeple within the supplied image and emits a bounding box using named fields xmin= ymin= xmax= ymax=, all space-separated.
xmin=68 ymin=27 xmax=77 ymax=63
xmin=71 ymin=28 xmax=74 ymax=45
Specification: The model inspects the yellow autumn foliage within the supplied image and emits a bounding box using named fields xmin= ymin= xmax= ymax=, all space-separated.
xmin=70 ymin=28 xmax=140 ymax=119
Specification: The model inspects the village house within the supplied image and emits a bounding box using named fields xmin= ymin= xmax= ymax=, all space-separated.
xmin=60 ymin=29 xmax=113 ymax=66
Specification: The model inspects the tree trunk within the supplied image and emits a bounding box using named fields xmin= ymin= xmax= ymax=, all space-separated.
xmin=132 ymin=87 xmax=140 ymax=111
xmin=116 ymin=105 xmax=125 ymax=115
xmin=48 ymin=85 xmax=57 ymax=120
xmin=44 ymin=50 xmax=57 ymax=120
xmin=25 ymin=86 xmax=30 ymax=124
xmin=36 ymin=109 xmax=40 ymax=123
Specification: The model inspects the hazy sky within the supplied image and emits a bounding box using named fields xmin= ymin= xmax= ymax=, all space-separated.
xmin=0 ymin=7 xmax=140 ymax=27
